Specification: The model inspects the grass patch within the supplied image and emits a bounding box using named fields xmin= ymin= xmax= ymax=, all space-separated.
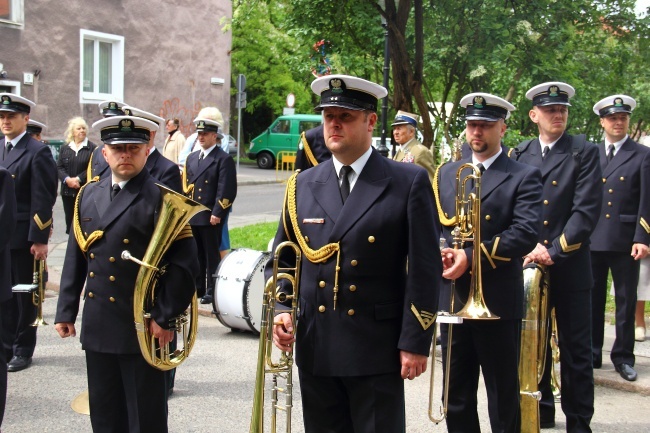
xmin=229 ymin=222 xmax=278 ymax=251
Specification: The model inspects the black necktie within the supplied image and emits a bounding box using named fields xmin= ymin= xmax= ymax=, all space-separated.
xmin=607 ymin=144 xmax=615 ymax=164
xmin=4 ymin=142 xmax=12 ymax=159
xmin=199 ymin=152 xmax=204 ymax=164
xmin=339 ymin=166 xmax=353 ymax=203
xmin=476 ymin=162 xmax=485 ymax=174
xmin=542 ymin=146 xmax=549 ymax=160
xmin=110 ymin=184 xmax=121 ymax=201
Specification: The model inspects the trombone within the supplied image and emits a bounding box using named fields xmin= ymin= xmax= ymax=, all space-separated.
xmin=429 ymin=163 xmax=498 ymax=424
xmin=250 ymin=241 xmax=301 ymax=433
xmin=12 ymin=259 xmax=48 ymax=326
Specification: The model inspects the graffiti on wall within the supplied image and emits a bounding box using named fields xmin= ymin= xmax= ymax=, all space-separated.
xmin=159 ymin=97 xmax=202 ymax=137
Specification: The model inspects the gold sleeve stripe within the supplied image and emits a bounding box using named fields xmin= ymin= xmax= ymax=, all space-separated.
xmin=433 ymin=163 xmax=457 ymax=227
xmin=182 ymin=160 xmax=194 ymax=197
xmin=480 ymin=243 xmax=497 ymax=269
xmin=410 ymin=303 xmax=436 ymax=331
xmin=640 ymin=217 xmax=650 ymax=234
xmin=33 ymin=214 xmax=52 ymax=231
xmin=72 ymin=183 xmax=103 ymax=253
xmin=175 ymin=225 xmax=194 ymax=241
xmin=301 ymin=132 xmax=319 ymax=167
xmin=560 ymin=233 xmax=581 ymax=253
xmin=490 ymin=237 xmax=511 ymax=263
xmin=218 ymin=199 xmax=232 ymax=210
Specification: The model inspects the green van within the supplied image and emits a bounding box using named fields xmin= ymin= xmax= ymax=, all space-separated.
xmin=247 ymin=114 xmax=322 ymax=169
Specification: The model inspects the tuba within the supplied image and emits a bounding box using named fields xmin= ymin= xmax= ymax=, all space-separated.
xmin=519 ymin=263 xmax=551 ymax=433
xmin=122 ymin=184 xmax=208 ymax=370
xmin=250 ymin=241 xmax=301 ymax=433
xmin=429 ymin=163 xmax=498 ymax=424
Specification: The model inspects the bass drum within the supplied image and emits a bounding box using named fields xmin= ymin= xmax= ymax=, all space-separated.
xmin=213 ymin=248 xmax=271 ymax=334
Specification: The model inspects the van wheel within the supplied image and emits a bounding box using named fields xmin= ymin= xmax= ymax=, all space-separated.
xmin=257 ymin=152 xmax=275 ymax=169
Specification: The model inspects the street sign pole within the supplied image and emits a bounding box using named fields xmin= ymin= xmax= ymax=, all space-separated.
xmin=236 ymin=74 xmax=247 ymax=172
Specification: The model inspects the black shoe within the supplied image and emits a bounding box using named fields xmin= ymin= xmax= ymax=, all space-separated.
xmin=435 ymin=336 xmax=442 ymax=346
xmin=200 ymin=295 xmax=213 ymax=305
xmin=615 ymin=363 xmax=637 ymax=381
xmin=593 ymin=358 xmax=602 ymax=369
xmin=540 ymin=419 xmax=555 ymax=429
xmin=7 ymin=356 xmax=32 ymax=372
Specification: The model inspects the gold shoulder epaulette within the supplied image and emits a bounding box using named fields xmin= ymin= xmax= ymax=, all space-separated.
xmin=301 ymin=132 xmax=319 ymax=167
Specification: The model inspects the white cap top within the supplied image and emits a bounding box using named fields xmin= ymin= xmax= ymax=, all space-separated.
xmin=0 ymin=93 xmax=35 ymax=113
xmin=592 ymin=94 xmax=636 ymax=117
xmin=122 ymin=105 xmax=165 ymax=128
xmin=311 ymin=74 xmax=387 ymax=111
xmin=460 ymin=92 xmax=515 ymax=121
xmin=525 ymin=82 xmax=575 ymax=106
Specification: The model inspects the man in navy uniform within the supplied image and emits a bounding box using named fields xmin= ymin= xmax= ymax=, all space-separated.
xmin=392 ymin=110 xmax=436 ymax=181
xmin=87 ymin=101 xmax=127 ymax=182
xmin=55 ymin=115 xmax=199 ymax=433
xmin=271 ymin=75 xmax=441 ymax=433
xmin=122 ymin=106 xmax=183 ymax=194
xmin=0 ymin=93 xmax=57 ymax=372
xmin=0 ymin=167 xmax=17 ymax=428
xmin=511 ymin=82 xmax=602 ymax=432
xmin=26 ymin=119 xmax=46 ymax=141
xmin=436 ymin=93 xmax=542 ymax=433
xmin=184 ymin=118 xmax=237 ymax=305
xmin=590 ymin=95 xmax=650 ymax=382
xmin=295 ymin=123 xmax=331 ymax=171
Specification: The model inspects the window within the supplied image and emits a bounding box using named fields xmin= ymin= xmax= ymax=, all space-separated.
xmin=80 ymin=29 xmax=124 ymax=103
xmin=299 ymin=121 xmax=321 ymax=134
xmin=272 ymin=120 xmax=290 ymax=134
xmin=0 ymin=0 xmax=23 ymax=27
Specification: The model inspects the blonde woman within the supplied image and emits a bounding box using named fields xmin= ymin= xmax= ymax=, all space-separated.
xmin=56 ymin=117 xmax=97 ymax=233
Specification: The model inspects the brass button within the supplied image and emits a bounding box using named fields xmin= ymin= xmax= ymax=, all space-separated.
xmin=11 ymin=174 xmax=15 ymax=178
xmin=109 ymin=276 xmax=116 ymax=282
xmin=485 ymin=215 xmax=491 ymax=221
xmin=319 ymin=281 xmax=326 ymax=288
xmin=368 ymin=236 xmax=375 ymax=243
xmin=84 ymin=232 xmax=88 ymax=237
xmin=198 ymin=188 xmax=202 ymax=192
xmin=608 ymin=189 xmax=613 ymax=194
xmin=305 ymin=236 xmax=310 ymax=243
xmin=205 ymin=179 xmax=209 ymax=183
xmin=602 ymin=178 xmax=607 ymax=183
xmin=349 ymin=285 xmax=357 ymax=292
xmin=89 ymin=253 xmax=95 ymax=259
xmin=543 ymin=200 xmax=549 ymax=205
xmin=123 ymin=239 xmax=129 ymax=244
xmin=350 ymin=260 xmax=358 ymax=266
xmin=543 ymin=240 xmax=549 ymax=245
xmin=552 ymin=181 xmax=558 ymax=186
xmin=620 ymin=177 xmax=625 ymax=181
xmin=608 ymin=202 xmax=612 ymax=207
xmin=109 ymin=257 xmax=116 ymax=262
xmin=197 ymin=196 xmax=202 ymax=200
xmin=605 ymin=214 xmax=610 ymax=219
xmin=347 ymin=309 xmax=355 ymax=316
xmin=89 ymin=272 xmax=95 ymax=278
xmin=445 ymin=212 xmax=449 ymax=218
xmin=318 ymin=305 xmax=326 ymax=313
xmin=543 ymin=221 xmax=549 ymax=226
xmin=109 ymin=297 xmax=115 ymax=302
xmin=88 ymin=292 xmax=94 ymax=298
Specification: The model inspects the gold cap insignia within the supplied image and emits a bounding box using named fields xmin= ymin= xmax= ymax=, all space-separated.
xmin=614 ymin=97 xmax=623 ymax=107
xmin=123 ymin=108 xmax=132 ymax=115
xmin=1 ymin=96 xmax=10 ymax=105
xmin=410 ymin=303 xmax=436 ymax=331
xmin=330 ymin=78 xmax=344 ymax=94
xmin=198 ymin=120 xmax=205 ymax=129
xmin=549 ymin=85 xmax=559 ymax=97
xmin=473 ymin=96 xmax=485 ymax=108
xmin=109 ymin=102 xmax=118 ymax=109
xmin=119 ymin=119 xmax=134 ymax=131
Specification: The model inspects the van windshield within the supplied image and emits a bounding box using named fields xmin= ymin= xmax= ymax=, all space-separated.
xmin=272 ymin=120 xmax=290 ymax=134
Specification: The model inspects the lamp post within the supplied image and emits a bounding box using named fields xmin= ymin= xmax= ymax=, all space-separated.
xmin=377 ymin=5 xmax=390 ymax=158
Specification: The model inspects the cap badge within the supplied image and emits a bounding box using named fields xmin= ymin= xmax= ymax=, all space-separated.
xmin=330 ymin=78 xmax=344 ymax=94
xmin=614 ymin=97 xmax=623 ymax=107
xmin=123 ymin=108 xmax=132 ymax=115
xmin=119 ymin=119 xmax=134 ymax=131
xmin=198 ymin=120 xmax=205 ymax=129
xmin=473 ymin=96 xmax=485 ymax=108
xmin=1 ymin=96 xmax=10 ymax=105
xmin=549 ymin=85 xmax=559 ymax=97
xmin=109 ymin=102 xmax=118 ymax=110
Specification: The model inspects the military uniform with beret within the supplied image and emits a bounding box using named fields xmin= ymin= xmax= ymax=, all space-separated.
xmin=435 ymin=93 xmax=542 ymax=433
xmin=184 ymin=118 xmax=237 ymax=302
xmin=266 ymin=75 xmax=441 ymax=433
xmin=391 ymin=110 xmax=436 ymax=181
xmin=55 ymin=115 xmax=199 ymax=433
xmin=590 ymin=95 xmax=650 ymax=381
xmin=510 ymin=82 xmax=602 ymax=431
xmin=0 ymin=93 xmax=58 ymax=371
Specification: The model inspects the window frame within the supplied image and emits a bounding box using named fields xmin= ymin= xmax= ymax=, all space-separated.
xmin=79 ymin=29 xmax=124 ymax=104
xmin=0 ymin=0 xmax=24 ymax=28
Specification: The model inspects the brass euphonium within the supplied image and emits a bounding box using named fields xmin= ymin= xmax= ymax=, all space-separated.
xmin=250 ymin=241 xmax=301 ymax=433
xmin=122 ymin=184 xmax=208 ymax=370
xmin=519 ymin=263 xmax=550 ymax=433
xmin=429 ymin=163 xmax=499 ymax=424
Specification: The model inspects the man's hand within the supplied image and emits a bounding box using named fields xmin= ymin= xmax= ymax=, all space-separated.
xmin=66 ymin=177 xmax=81 ymax=189
xmin=149 ymin=320 xmax=175 ymax=346
xmin=55 ymin=322 xmax=76 ymax=338
xmin=210 ymin=215 xmax=221 ymax=225
xmin=523 ymin=243 xmax=554 ymax=266
xmin=400 ymin=350 xmax=428 ymax=380
xmin=272 ymin=312 xmax=295 ymax=352
xmin=441 ymin=247 xmax=469 ymax=280
xmin=31 ymin=243 xmax=48 ymax=261
xmin=632 ymin=243 xmax=649 ymax=260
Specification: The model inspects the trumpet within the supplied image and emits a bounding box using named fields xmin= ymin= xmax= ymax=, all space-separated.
xmin=429 ymin=163 xmax=498 ymax=424
xmin=250 ymin=241 xmax=301 ymax=433
xmin=12 ymin=259 xmax=48 ymax=326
